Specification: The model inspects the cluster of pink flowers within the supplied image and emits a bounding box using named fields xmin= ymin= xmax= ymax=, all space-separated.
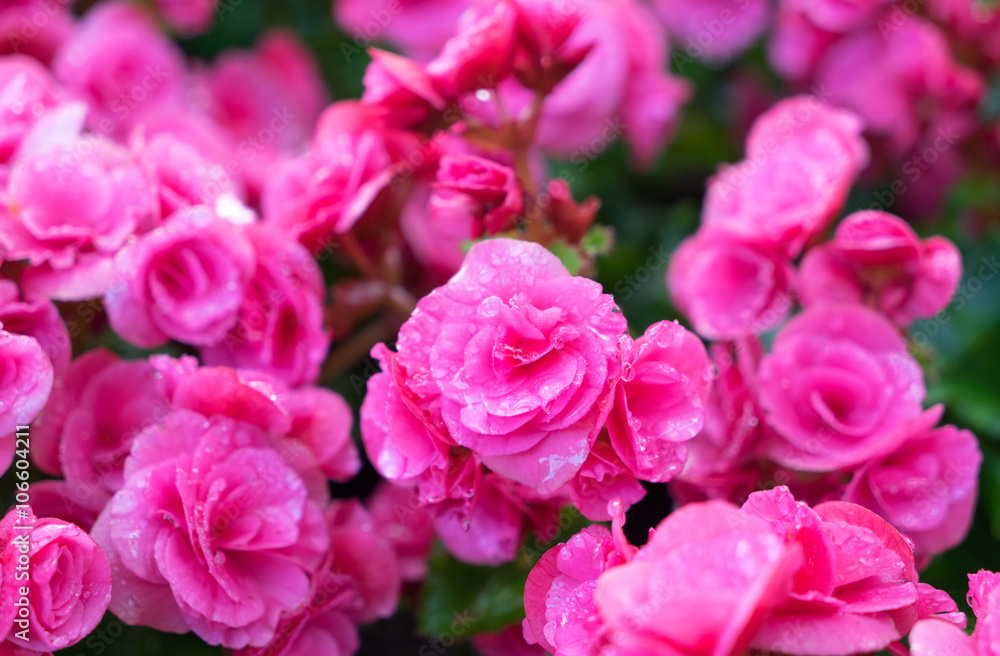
xmin=525 ymin=487 xmax=969 ymax=656
xmin=0 ymin=0 xmax=994 ymax=654
xmin=362 ymin=238 xmax=712 ymax=563
xmin=667 ymin=95 xmax=979 ymax=567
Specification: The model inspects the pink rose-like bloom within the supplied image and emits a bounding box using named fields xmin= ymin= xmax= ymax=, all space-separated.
xmin=431 ymin=154 xmax=524 ymax=236
xmin=815 ymin=18 xmax=983 ymax=155
xmin=668 ymin=231 xmax=795 ymax=340
xmin=783 ymin=0 xmax=895 ymax=32
xmin=147 ymin=356 xmax=360 ymax=485
xmin=194 ymin=30 xmax=328 ymax=192
xmin=744 ymin=488 xmax=924 ymax=655
xmin=0 ymin=56 xmax=64 ymax=167
xmin=0 ymin=509 xmax=112 ymax=652
xmin=233 ymin=501 xmax=400 ymax=656
xmin=31 ymin=350 xmax=170 ymax=505
xmin=842 ymin=406 xmax=982 ymax=565
xmin=676 ymin=339 xmax=767 ymax=498
xmin=433 ymin=475 xmax=529 ymax=565
xmin=156 ymin=0 xmax=218 ymax=34
xmin=52 ymin=1 xmax=186 ymax=137
xmin=134 ymin=131 xmax=248 ymax=224
xmin=799 ymin=210 xmax=963 ymax=327
xmin=652 ymin=0 xmax=771 ymax=61
xmin=91 ymin=409 xmax=330 ymax=649
xmin=367 ymin=483 xmax=435 ymax=582
xmin=523 ymin=504 xmax=636 ymax=655
xmin=528 ymin=0 xmax=690 ymax=166
xmin=767 ymin=8 xmax=840 ymax=81
xmin=201 ymin=226 xmax=330 ymax=387
xmin=426 ymin=1 xmax=517 ymax=97
xmin=0 ymin=104 xmax=156 ymax=300
xmin=105 ymin=206 xmax=256 ymax=348
xmin=0 ymin=3 xmax=74 ymax=66
xmin=401 ymin=182 xmax=473 ymax=280
xmin=262 ymin=102 xmax=418 ymax=246
xmin=334 ymin=0 xmax=473 ymax=61
xmin=930 ymin=0 xmax=1000 ymax=63
xmin=368 ymin=238 xmax=626 ymax=494
xmin=568 ymin=437 xmax=646 ymax=521
xmin=0 ymin=329 xmax=53 ymax=437
xmin=909 ymin=570 xmax=998 ymax=656
xmin=759 ymin=304 xmax=926 ymax=471
xmin=606 ymin=320 xmax=713 ymax=483
xmin=0 ymin=279 xmax=70 ymax=374
xmin=703 ymin=96 xmax=869 ymax=257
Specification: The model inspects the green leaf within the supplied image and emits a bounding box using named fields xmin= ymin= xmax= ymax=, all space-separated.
xmin=548 ymin=240 xmax=583 ymax=275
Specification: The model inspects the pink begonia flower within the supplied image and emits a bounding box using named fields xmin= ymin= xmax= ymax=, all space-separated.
xmin=155 ymin=0 xmax=218 ymax=35
xmin=929 ymin=0 xmax=1000 ymax=63
xmin=31 ymin=350 xmax=120 ymax=477
xmin=568 ymin=437 xmax=646 ymax=521
xmin=904 ymin=570 xmax=1000 ymax=656
xmin=0 ymin=103 xmax=156 ymax=301
xmin=367 ymin=483 xmax=435 ymax=582
xmin=667 ymin=231 xmax=795 ymax=340
xmin=360 ymin=48 xmax=448 ymax=127
xmin=91 ymin=409 xmax=330 ymax=649
xmin=233 ymin=502 xmax=400 ymax=656
xmin=606 ymin=320 xmax=713 ymax=483
xmin=276 ymin=386 xmax=360 ymax=482
xmin=262 ymin=102 xmax=419 ymax=247
xmin=744 ymin=488 xmax=925 ymax=655
xmin=0 ymin=329 xmax=52 ymax=437
xmin=370 ymin=238 xmax=626 ymax=494
xmin=674 ymin=339 xmax=767 ymax=501
xmin=652 ymin=0 xmax=771 ymax=62
xmin=759 ymin=304 xmax=926 ymax=471
xmin=0 ymin=56 xmax=64 ymax=168
xmin=401 ymin=182 xmax=475 ymax=280
xmin=598 ymin=500 xmax=800 ymax=656
xmin=201 ymin=225 xmax=330 ymax=387
xmin=132 ymin=130 xmax=248 ymax=224
xmin=767 ymin=8 xmax=840 ymax=81
xmin=334 ymin=0 xmax=473 ymax=61
xmin=148 ymin=356 xmax=360 ymax=486
xmin=703 ymin=96 xmax=869 ymax=257
xmin=0 ymin=509 xmax=112 ymax=652
xmin=842 ymin=405 xmax=982 ymax=565
xmin=104 ymin=206 xmax=256 ymax=348
xmin=527 ymin=0 xmax=691 ymax=167
xmin=783 ymin=0 xmax=895 ymax=32
xmin=523 ymin=503 xmax=636 ymax=655
xmin=815 ymin=18 xmax=983 ymax=156
xmin=433 ymin=475 xmax=527 ymax=565
xmin=475 ymin=627 xmax=547 ymax=656
xmin=0 ymin=279 xmax=69 ymax=374
xmin=426 ymin=1 xmax=517 ymax=97
xmin=192 ymin=30 xmax=328 ymax=193
xmin=431 ymin=154 xmax=524 ymax=236
xmin=800 ymin=210 xmax=963 ymax=327
xmin=52 ymin=1 xmax=186 ymax=138
xmin=0 ymin=2 xmax=74 ymax=66
xmin=31 ymin=350 xmax=170 ymax=512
